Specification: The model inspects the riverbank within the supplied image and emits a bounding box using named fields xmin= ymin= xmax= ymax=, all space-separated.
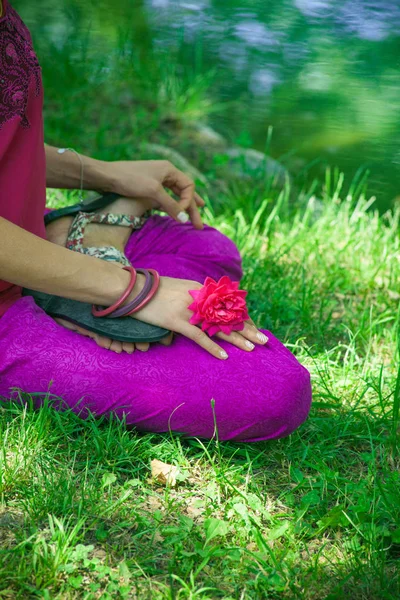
xmin=1 ymin=179 xmax=399 ymax=598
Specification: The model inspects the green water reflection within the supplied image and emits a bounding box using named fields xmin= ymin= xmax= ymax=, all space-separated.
xmin=15 ymin=0 xmax=400 ymax=209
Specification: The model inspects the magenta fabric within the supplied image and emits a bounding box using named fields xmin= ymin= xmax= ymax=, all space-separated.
xmin=0 ymin=214 xmax=312 ymax=442
xmin=0 ymin=1 xmax=47 ymax=316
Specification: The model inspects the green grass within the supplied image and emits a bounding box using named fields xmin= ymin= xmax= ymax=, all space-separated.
xmin=1 ymin=17 xmax=400 ymax=599
xmin=1 ymin=182 xmax=399 ymax=599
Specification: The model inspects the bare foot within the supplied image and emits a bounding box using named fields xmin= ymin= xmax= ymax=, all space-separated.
xmin=46 ymin=196 xmax=150 ymax=251
xmin=46 ymin=196 xmax=173 ymax=353
xmin=56 ymin=317 xmax=174 ymax=354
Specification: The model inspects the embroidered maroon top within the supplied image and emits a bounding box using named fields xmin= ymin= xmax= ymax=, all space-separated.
xmin=0 ymin=0 xmax=46 ymax=317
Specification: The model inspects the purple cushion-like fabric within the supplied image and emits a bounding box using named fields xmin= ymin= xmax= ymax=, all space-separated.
xmin=0 ymin=215 xmax=312 ymax=442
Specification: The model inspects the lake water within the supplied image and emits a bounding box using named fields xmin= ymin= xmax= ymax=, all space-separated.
xmin=15 ymin=0 xmax=400 ymax=210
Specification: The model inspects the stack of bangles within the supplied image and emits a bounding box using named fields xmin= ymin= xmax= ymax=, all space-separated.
xmin=92 ymin=266 xmax=159 ymax=318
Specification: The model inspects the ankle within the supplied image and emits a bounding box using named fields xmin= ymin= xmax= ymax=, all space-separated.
xmin=83 ymin=222 xmax=130 ymax=252
xmin=46 ymin=216 xmax=72 ymax=246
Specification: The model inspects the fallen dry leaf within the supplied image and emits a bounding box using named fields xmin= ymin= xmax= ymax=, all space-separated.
xmin=185 ymin=496 xmax=205 ymax=522
xmin=153 ymin=530 xmax=165 ymax=543
xmin=150 ymin=459 xmax=178 ymax=487
xmin=388 ymin=289 xmax=400 ymax=301
xmin=246 ymin=542 xmax=258 ymax=552
xmin=146 ymin=495 xmax=163 ymax=511
xmin=332 ymin=311 xmax=345 ymax=319
xmin=92 ymin=548 xmax=107 ymax=561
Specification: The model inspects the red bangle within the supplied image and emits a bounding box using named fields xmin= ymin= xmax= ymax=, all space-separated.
xmin=125 ymin=268 xmax=160 ymax=315
xmin=92 ymin=266 xmax=137 ymax=318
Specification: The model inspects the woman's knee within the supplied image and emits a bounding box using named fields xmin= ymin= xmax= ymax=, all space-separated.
xmin=193 ymin=224 xmax=243 ymax=281
xmin=128 ymin=216 xmax=243 ymax=282
xmin=229 ymin=364 xmax=311 ymax=442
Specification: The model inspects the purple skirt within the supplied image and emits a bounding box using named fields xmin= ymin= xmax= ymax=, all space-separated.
xmin=0 ymin=215 xmax=311 ymax=442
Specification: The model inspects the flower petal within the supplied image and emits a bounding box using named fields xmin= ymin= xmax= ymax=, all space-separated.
xmin=220 ymin=325 xmax=233 ymax=335
xmin=207 ymin=324 xmax=221 ymax=336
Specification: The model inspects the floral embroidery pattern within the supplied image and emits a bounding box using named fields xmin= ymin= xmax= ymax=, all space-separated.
xmin=0 ymin=5 xmax=42 ymax=129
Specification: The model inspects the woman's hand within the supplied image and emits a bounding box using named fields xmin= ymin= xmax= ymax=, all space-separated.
xmin=132 ymin=275 xmax=268 ymax=360
xmin=104 ymin=160 xmax=205 ymax=229
xmin=46 ymin=146 xmax=205 ymax=228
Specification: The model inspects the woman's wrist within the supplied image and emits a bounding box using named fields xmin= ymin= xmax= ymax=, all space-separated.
xmin=101 ymin=263 xmax=145 ymax=307
xmin=100 ymin=267 xmax=153 ymax=316
xmin=45 ymin=144 xmax=116 ymax=192
xmin=84 ymin=157 xmax=115 ymax=193
xmin=118 ymin=271 xmax=147 ymax=309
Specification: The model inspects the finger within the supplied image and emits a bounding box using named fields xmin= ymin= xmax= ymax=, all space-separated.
xmin=194 ymin=192 xmax=205 ymax=207
xmin=154 ymin=184 xmax=190 ymax=223
xmin=170 ymin=183 xmax=203 ymax=230
xmin=135 ymin=342 xmax=150 ymax=352
xmin=166 ymin=169 xmax=204 ymax=229
xmin=122 ymin=341 xmax=135 ymax=354
xmin=215 ymin=330 xmax=255 ymax=352
xmin=110 ymin=340 xmax=123 ymax=353
xmin=240 ymin=323 xmax=269 ymax=345
xmin=180 ymin=324 xmax=229 ymax=360
xmin=179 ymin=198 xmax=203 ymax=230
xmin=165 ymin=168 xmax=195 ymax=207
xmin=245 ymin=317 xmax=258 ymax=329
xmin=159 ymin=332 xmax=174 ymax=346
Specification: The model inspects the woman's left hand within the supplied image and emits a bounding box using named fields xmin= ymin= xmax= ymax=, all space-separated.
xmin=104 ymin=160 xmax=205 ymax=229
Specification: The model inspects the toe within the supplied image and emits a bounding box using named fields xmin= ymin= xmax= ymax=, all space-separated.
xmin=122 ymin=342 xmax=135 ymax=354
xmin=109 ymin=340 xmax=123 ymax=353
xmin=95 ymin=335 xmax=113 ymax=350
xmin=135 ymin=342 xmax=150 ymax=352
xmin=159 ymin=332 xmax=174 ymax=346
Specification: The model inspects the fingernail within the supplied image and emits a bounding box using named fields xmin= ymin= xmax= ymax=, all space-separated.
xmin=256 ymin=332 xmax=268 ymax=344
xmin=177 ymin=211 xmax=189 ymax=223
xmin=220 ymin=350 xmax=228 ymax=359
xmin=245 ymin=340 xmax=255 ymax=350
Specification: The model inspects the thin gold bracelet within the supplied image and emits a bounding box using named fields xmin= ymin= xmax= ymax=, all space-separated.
xmin=57 ymin=148 xmax=84 ymax=202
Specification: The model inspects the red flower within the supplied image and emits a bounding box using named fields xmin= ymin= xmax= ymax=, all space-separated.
xmin=188 ymin=276 xmax=249 ymax=336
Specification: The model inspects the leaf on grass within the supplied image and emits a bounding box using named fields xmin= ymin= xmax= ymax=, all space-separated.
xmin=68 ymin=576 xmax=83 ymax=589
xmin=246 ymin=542 xmax=258 ymax=552
xmin=332 ymin=311 xmax=345 ymax=319
xmin=118 ymin=560 xmax=131 ymax=583
xmin=70 ymin=544 xmax=94 ymax=562
xmin=101 ymin=472 xmax=117 ymax=488
xmin=391 ymin=528 xmax=400 ymax=543
xmin=150 ymin=459 xmax=178 ymax=487
xmin=146 ymin=495 xmax=163 ymax=512
xmin=186 ymin=496 xmax=206 ymax=522
xmin=316 ymin=505 xmax=347 ymax=533
xmin=153 ymin=530 xmax=165 ymax=543
xmin=267 ymin=520 xmax=290 ymax=541
xmin=204 ymin=518 xmax=229 ymax=543
xmin=388 ymin=289 xmax=400 ymax=301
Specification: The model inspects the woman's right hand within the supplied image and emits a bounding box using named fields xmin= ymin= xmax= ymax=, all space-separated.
xmin=132 ymin=275 xmax=268 ymax=360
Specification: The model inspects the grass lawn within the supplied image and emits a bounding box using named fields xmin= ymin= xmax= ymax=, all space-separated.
xmin=1 ymin=178 xmax=399 ymax=599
